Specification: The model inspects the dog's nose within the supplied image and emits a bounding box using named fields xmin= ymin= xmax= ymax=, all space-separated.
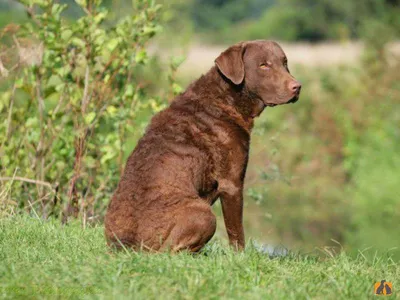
xmin=289 ymin=81 xmax=301 ymax=93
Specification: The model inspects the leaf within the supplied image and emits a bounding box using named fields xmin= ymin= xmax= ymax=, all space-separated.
xmin=103 ymin=74 xmax=110 ymax=83
xmin=171 ymin=55 xmax=186 ymax=70
xmin=71 ymin=37 xmax=86 ymax=48
xmin=142 ymin=25 xmax=162 ymax=37
xmin=47 ymin=75 xmax=63 ymax=87
xmin=61 ymin=29 xmax=73 ymax=41
xmin=107 ymin=38 xmax=119 ymax=52
xmin=172 ymin=83 xmax=183 ymax=95
xmin=0 ymin=92 xmax=10 ymax=112
xmin=94 ymin=11 xmax=108 ymax=24
xmin=15 ymin=78 xmax=24 ymax=88
xmin=100 ymin=145 xmax=117 ymax=164
xmin=125 ymin=84 xmax=134 ymax=97
xmin=75 ymin=0 xmax=87 ymax=7
xmin=135 ymin=50 xmax=147 ymax=64
xmin=84 ymin=112 xmax=96 ymax=125
xmin=106 ymin=106 xmax=117 ymax=116
xmin=85 ymin=156 xmax=96 ymax=169
xmin=52 ymin=3 xmax=67 ymax=18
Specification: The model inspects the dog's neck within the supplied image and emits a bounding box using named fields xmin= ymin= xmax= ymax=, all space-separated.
xmin=182 ymin=66 xmax=266 ymax=133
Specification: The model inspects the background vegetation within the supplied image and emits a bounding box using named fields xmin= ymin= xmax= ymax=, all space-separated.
xmin=0 ymin=0 xmax=399 ymax=283
xmin=162 ymin=0 xmax=400 ymax=43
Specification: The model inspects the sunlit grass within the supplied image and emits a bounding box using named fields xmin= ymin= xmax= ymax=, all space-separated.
xmin=0 ymin=215 xmax=398 ymax=299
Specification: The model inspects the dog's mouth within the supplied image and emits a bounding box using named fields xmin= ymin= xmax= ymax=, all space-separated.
xmin=266 ymin=92 xmax=300 ymax=107
xmin=287 ymin=96 xmax=299 ymax=104
xmin=287 ymin=93 xmax=300 ymax=104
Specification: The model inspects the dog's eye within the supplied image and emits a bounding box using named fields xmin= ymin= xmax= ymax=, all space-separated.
xmin=260 ymin=63 xmax=270 ymax=70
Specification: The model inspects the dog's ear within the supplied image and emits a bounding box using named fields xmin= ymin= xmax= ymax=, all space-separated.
xmin=215 ymin=42 xmax=246 ymax=85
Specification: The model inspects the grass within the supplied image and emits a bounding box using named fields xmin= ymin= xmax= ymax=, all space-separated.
xmin=0 ymin=215 xmax=398 ymax=299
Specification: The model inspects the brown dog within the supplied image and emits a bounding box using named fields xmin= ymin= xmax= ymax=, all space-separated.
xmin=105 ymin=40 xmax=301 ymax=252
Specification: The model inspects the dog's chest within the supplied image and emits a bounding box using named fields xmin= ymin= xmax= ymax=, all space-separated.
xmin=211 ymin=127 xmax=249 ymax=186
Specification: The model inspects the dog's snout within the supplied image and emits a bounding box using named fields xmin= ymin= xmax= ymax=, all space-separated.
xmin=289 ymin=81 xmax=301 ymax=93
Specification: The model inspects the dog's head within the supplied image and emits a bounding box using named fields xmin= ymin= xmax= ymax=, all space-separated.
xmin=215 ymin=40 xmax=301 ymax=106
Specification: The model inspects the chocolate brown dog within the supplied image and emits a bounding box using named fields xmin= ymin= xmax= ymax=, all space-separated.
xmin=105 ymin=40 xmax=301 ymax=252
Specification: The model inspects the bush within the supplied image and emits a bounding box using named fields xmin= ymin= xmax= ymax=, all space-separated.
xmin=0 ymin=0 xmax=167 ymax=222
xmin=343 ymin=46 xmax=400 ymax=257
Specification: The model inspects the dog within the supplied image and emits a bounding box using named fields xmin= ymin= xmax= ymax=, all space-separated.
xmin=105 ymin=40 xmax=301 ymax=252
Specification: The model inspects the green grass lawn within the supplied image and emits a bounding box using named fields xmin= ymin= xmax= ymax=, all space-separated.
xmin=0 ymin=216 xmax=398 ymax=299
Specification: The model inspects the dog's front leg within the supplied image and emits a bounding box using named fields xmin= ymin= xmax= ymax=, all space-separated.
xmin=220 ymin=187 xmax=245 ymax=250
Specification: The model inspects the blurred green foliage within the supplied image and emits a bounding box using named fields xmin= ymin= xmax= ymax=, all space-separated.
xmin=182 ymin=0 xmax=400 ymax=43
xmin=2 ymin=0 xmax=399 ymax=43
xmin=242 ymin=0 xmax=400 ymax=42
xmin=0 ymin=0 xmax=169 ymax=220
xmin=189 ymin=0 xmax=273 ymax=31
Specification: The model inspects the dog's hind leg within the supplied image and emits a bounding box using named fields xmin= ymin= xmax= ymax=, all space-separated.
xmin=160 ymin=203 xmax=216 ymax=253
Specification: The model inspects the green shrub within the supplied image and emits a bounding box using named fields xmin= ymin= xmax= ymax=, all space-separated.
xmin=342 ymin=50 xmax=400 ymax=258
xmin=0 ymin=0 xmax=167 ymax=221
